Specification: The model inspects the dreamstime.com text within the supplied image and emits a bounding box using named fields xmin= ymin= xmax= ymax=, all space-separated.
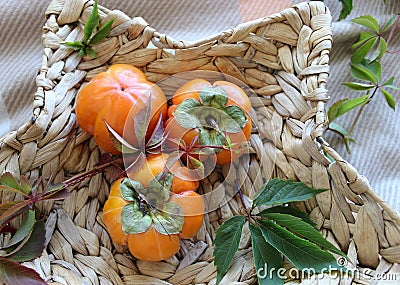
xmin=257 ymin=261 xmax=398 ymax=282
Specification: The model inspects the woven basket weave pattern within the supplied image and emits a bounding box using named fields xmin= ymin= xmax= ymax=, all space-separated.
xmin=1 ymin=0 xmax=399 ymax=284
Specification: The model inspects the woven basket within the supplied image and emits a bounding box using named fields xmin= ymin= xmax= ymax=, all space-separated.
xmin=1 ymin=0 xmax=400 ymax=284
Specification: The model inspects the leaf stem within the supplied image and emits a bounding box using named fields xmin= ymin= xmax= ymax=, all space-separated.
xmin=348 ymin=86 xmax=379 ymax=136
xmin=235 ymin=180 xmax=251 ymax=221
xmin=63 ymin=158 xmax=123 ymax=188
xmin=386 ymin=14 xmax=399 ymax=53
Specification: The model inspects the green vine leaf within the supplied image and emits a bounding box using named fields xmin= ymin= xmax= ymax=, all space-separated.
xmin=382 ymin=15 xmax=396 ymax=33
xmin=382 ymin=77 xmax=400 ymax=90
xmin=351 ymin=32 xmax=375 ymax=50
xmin=257 ymin=220 xmax=340 ymax=272
xmin=338 ymin=0 xmax=353 ymax=20
xmin=350 ymin=63 xmax=377 ymax=83
xmin=328 ymin=122 xmax=355 ymax=153
xmin=252 ymin=179 xmax=326 ymax=208
xmin=258 ymin=213 xmax=346 ymax=257
xmin=343 ymin=82 xmax=375 ymax=91
xmin=213 ymin=216 xmax=246 ymax=284
xmin=328 ymin=95 xmax=370 ymax=122
xmin=351 ymin=15 xmax=379 ymax=33
xmin=249 ymin=224 xmax=284 ymax=285
xmin=370 ymin=37 xmax=387 ymax=62
xmin=351 ymin=37 xmax=378 ymax=64
xmin=0 ymin=257 xmax=47 ymax=285
xmin=381 ymin=89 xmax=396 ymax=110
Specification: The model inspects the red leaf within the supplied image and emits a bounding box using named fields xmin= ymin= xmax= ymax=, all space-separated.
xmin=0 ymin=257 xmax=47 ymax=285
xmin=146 ymin=113 xmax=165 ymax=148
xmin=134 ymin=96 xmax=152 ymax=143
xmin=105 ymin=164 xmax=126 ymax=181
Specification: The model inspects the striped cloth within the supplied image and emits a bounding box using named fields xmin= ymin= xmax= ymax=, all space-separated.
xmin=0 ymin=0 xmax=399 ymax=212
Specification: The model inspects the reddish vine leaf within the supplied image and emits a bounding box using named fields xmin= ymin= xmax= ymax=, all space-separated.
xmin=8 ymin=220 xmax=46 ymax=262
xmin=0 ymin=257 xmax=47 ymax=285
xmin=0 ymin=200 xmax=30 ymax=232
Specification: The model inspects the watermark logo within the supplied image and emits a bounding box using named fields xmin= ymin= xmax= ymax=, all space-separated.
xmin=256 ymin=257 xmax=398 ymax=282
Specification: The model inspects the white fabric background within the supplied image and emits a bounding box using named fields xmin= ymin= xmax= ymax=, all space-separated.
xmin=0 ymin=0 xmax=399 ymax=212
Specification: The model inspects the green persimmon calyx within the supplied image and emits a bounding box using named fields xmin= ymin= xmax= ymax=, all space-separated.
xmin=173 ymin=86 xmax=247 ymax=151
xmin=119 ymin=176 xmax=184 ymax=235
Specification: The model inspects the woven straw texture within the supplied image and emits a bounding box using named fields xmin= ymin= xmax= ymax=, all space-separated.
xmin=1 ymin=0 xmax=400 ymax=284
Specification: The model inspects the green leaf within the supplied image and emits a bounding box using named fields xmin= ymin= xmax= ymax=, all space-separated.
xmin=0 ymin=200 xmax=31 ymax=231
xmin=174 ymin=99 xmax=201 ymax=129
xmin=328 ymin=122 xmax=355 ymax=153
xmin=360 ymin=59 xmax=382 ymax=83
xmin=8 ymin=220 xmax=46 ymax=262
xmin=259 ymin=213 xmax=346 ymax=257
xmin=350 ymin=63 xmax=377 ymax=83
xmin=0 ymin=257 xmax=47 ymax=285
xmin=0 ymin=172 xmax=31 ymax=196
xmin=370 ymin=37 xmax=387 ymax=62
xmin=2 ymin=210 xmax=35 ymax=249
xmin=258 ymin=206 xmax=316 ymax=227
xmin=89 ymin=19 xmax=115 ymax=45
xmin=213 ymin=216 xmax=246 ymax=284
xmin=249 ymin=224 xmax=284 ymax=285
xmin=253 ymin=179 xmax=326 ymax=208
xmin=198 ymin=129 xmax=225 ymax=152
xmin=121 ymin=203 xmax=152 ymax=234
xmin=381 ymin=89 xmax=396 ymax=110
xmin=153 ymin=202 xmax=184 ymax=235
xmin=199 ymin=86 xmax=228 ymax=108
xmin=343 ymin=82 xmax=375 ymax=91
xmin=382 ymin=77 xmax=400 ymax=90
xmin=60 ymin=41 xmax=85 ymax=50
xmin=338 ymin=0 xmax=353 ymax=20
xmin=352 ymin=15 xmax=379 ymax=33
xmin=258 ymin=220 xmax=340 ymax=272
xmin=351 ymin=32 xmax=375 ymax=50
xmin=87 ymin=47 xmax=97 ymax=59
xmin=222 ymin=105 xmax=247 ymax=131
xmin=351 ymin=37 xmax=377 ymax=64
xmin=120 ymin=178 xmax=142 ymax=201
xmin=83 ymin=0 xmax=100 ymax=44
xmin=328 ymin=95 xmax=369 ymax=122
xmin=134 ymin=96 xmax=152 ymax=144
xmin=329 ymin=122 xmax=350 ymax=138
xmin=382 ymin=15 xmax=396 ymax=33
